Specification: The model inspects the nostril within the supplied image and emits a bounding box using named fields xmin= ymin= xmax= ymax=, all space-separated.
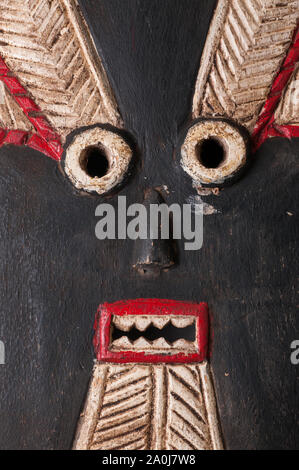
xmin=133 ymin=236 xmax=176 ymax=277
xmin=134 ymin=265 xmax=162 ymax=278
xmin=134 ymin=257 xmax=175 ymax=277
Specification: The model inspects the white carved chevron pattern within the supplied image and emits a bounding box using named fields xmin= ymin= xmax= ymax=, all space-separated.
xmin=89 ymin=365 xmax=152 ymax=450
xmin=0 ymin=0 xmax=121 ymax=139
xmin=0 ymin=82 xmax=33 ymax=130
xmin=166 ymin=365 xmax=211 ymax=450
xmin=275 ymin=64 xmax=299 ymax=125
xmin=194 ymin=0 xmax=299 ymax=131
xmin=74 ymin=363 xmax=222 ymax=450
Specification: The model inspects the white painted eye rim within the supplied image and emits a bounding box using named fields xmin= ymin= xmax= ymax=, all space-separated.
xmin=65 ymin=127 xmax=132 ymax=195
xmin=181 ymin=119 xmax=248 ymax=185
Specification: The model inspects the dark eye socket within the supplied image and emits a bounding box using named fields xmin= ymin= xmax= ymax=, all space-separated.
xmin=64 ymin=127 xmax=132 ymax=195
xmin=196 ymin=137 xmax=225 ymax=169
xmin=79 ymin=145 xmax=109 ymax=178
xmin=181 ymin=118 xmax=249 ymax=186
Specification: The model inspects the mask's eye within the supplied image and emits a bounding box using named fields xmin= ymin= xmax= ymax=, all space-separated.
xmin=181 ymin=119 xmax=249 ymax=186
xmin=64 ymin=127 xmax=133 ymax=195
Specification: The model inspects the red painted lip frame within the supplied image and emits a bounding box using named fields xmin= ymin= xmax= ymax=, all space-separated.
xmin=93 ymin=298 xmax=209 ymax=364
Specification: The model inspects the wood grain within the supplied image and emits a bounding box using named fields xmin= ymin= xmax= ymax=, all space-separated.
xmin=0 ymin=0 xmax=297 ymax=450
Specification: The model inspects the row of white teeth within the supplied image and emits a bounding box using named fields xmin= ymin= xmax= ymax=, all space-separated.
xmin=112 ymin=315 xmax=195 ymax=332
xmin=110 ymin=336 xmax=196 ymax=351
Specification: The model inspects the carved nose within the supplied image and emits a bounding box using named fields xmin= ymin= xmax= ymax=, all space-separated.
xmin=133 ymin=188 xmax=176 ymax=276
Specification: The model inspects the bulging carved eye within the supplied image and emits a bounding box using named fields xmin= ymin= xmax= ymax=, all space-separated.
xmin=64 ymin=126 xmax=133 ymax=195
xmin=181 ymin=118 xmax=250 ymax=186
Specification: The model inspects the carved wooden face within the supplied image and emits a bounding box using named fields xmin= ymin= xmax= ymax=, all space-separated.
xmin=0 ymin=0 xmax=298 ymax=450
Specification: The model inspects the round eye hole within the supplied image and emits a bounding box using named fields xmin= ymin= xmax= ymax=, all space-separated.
xmin=181 ymin=119 xmax=249 ymax=185
xmin=64 ymin=127 xmax=133 ymax=195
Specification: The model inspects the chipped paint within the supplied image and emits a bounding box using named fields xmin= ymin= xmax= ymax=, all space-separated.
xmin=187 ymin=195 xmax=219 ymax=216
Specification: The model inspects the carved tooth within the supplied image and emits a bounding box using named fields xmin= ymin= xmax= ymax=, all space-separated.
xmin=151 ymin=316 xmax=170 ymax=330
xmin=172 ymin=339 xmax=196 ymax=351
xmin=111 ymin=336 xmax=133 ymax=349
xmin=112 ymin=315 xmax=134 ymax=332
xmin=134 ymin=316 xmax=151 ymax=332
xmin=170 ymin=316 xmax=195 ymax=328
xmin=152 ymin=338 xmax=171 ymax=349
xmin=133 ymin=337 xmax=151 ymax=349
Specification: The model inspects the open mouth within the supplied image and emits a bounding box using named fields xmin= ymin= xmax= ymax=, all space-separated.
xmin=94 ymin=299 xmax=209 ymax=363
xmin=111 ymin=315 xmax=196 ymax=352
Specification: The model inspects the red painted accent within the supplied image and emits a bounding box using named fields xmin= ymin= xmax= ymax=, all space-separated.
xmin=252 ymin=25 xmax=299 ymax=151
xmin=14 ymin=96 xmax=40 ymax=113
xmin=94 ymin=299 xmax=209 ymax=364
xmin=0 ymin=56 xmax=63 ymax=161
xmin=268 ymin=124 xmax=299 ymax=139
xmin=0 ymin=129 xmax=28 ymax=146
xmin=27 ymin=134 xmax=63 ymax=161
xmin=1 ymin=76 xmax=27 ymax=95
xmin=0 ymin=57 xmax=9 ymax=75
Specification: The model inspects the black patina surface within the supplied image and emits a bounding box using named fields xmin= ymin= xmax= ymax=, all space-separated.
xmin=0 ymin=0 xmax=298 ymax=449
